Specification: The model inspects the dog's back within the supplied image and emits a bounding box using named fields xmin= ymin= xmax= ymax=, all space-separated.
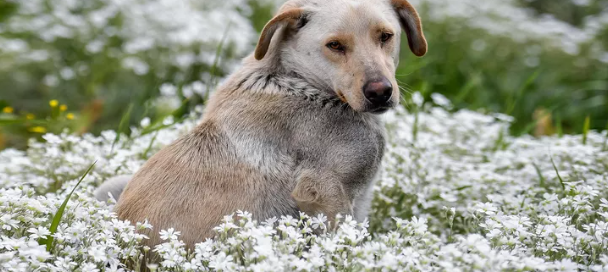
xmin=115 ymin=120 xmax=292 ymax=246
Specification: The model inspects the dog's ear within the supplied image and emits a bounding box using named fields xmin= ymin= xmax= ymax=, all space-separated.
xmin=255 ymin=8 xmax=305 ymax=60
xmin=391 ymin=0 xmax=427 ymax=57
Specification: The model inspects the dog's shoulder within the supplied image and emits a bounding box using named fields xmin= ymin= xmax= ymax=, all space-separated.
xmin=119 ymin=121 xmax=228 ymax=195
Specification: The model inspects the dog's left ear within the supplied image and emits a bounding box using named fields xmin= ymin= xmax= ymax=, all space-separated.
xmin=391 ymin=0 xmax=427 ymax=57
xmin=255 ymin=8 xmax=305 ymax=60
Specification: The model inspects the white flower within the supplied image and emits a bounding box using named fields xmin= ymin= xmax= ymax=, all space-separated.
xmin=159 ymin=228 xmax=181 ymax=241
xmin=136 ymin=220 xmax=153 ymax=230
xmin=431 ymin=93 xmax=453 ymax=109
xmin=1 ymin=214 xmax=19 ymax=230
xmin=81 ymin=262 xmax=100 ymax=272
xmin=140 ymin=118 xmax=151 ymax=128
xmin=209 ymin=252 xmax=235 ymax=271
xmin=411 ymin=92 xmax=424 ymax=107
xmin=554 ymin=258 xmax=580 ymax=271
xmin=88 ymin=245 xmax=107 ymax=263
xmin=410 ymin=217 xmax=428 ymax=234
xmin=27 ymin=226 xmax=50 ymax=239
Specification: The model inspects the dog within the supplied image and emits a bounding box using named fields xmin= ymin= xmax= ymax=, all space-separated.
xmin=95 ymin=0 xmax=426 ymax=248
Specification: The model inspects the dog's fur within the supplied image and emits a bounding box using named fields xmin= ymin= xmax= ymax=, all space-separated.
xmin=96 ymin=0 xmax=426 ymax=248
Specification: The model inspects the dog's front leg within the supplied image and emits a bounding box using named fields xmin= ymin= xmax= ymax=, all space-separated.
xmin=290 ymin=170 xmax=354 ymax=228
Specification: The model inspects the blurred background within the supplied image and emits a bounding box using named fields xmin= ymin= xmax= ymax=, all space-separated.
xmin=0 ymin=0 xmax=606 ymax=150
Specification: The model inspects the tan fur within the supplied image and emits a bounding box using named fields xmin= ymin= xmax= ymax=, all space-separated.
xmin=105 ymin=0 xmax=427 ymax=249
xmin=291 ymin=171 xmax=353 ymax=225
xmin=255 ymin=8 xmax=304 ymax=60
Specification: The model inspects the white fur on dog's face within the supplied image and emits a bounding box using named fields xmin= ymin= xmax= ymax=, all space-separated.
xmin=255 ymin=0 xmax=427 ymax=113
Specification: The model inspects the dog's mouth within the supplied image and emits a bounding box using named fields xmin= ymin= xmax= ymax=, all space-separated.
xmin=336 ymin=91 xmax=348 ymax=103
xmin=369 ymin=107 xmax=390 ymax=114
xmin=333 ymin=89 xmax=394 ymax=114
xmin=364 ymin=99 xmax=395 ymax=114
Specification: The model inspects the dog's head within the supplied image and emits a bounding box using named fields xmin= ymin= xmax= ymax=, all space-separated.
xmin=254 ymin=0 xmax=426 ymax=113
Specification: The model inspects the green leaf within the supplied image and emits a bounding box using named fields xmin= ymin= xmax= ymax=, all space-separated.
xmin=555 ymin=114 xmax=563 ymax=138
xmin=550 ymin=157 xmax=565 ymax=191
xmin=582 ymin=115 xmax=590 ymax=145
xmin=492 ymin=129 xmax=506 ymax=152
xmin=455 ymin=185 xmax=472 ymax=191
xmin=0 ymin=117 xmax=20 ymax=125
xmin=454 ymin=73 xmax=481 ymax=105
xmin=412 ymin=110 xmax=419 ymax=142
xmin=111 ymin=104 xmax=134 ymax=153
xmin=532 ymin=162 xmax=546 ymax=189
xmin=142 ymin=131 xmax=159 ymax=160
xmin=40 ymin=161 xmax=97 ymax=252
xmin=0 ymin=117 xmax=51 ymax=126
xmin=603 ymin=121 xmax=608 ymax=152
xmin=506 ymin=69 xmax=540 ymax=115
xmin=206 ymin=22 xmax=232 ymax=101
xmin=139 ymin=99 xmax=189 ymax=136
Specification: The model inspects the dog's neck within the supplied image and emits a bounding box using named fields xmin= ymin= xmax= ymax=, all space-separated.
xmin=223 ymin=56 xmax=343 ymax=104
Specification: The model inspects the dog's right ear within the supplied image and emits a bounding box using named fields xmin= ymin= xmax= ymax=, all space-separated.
xmin=255 ymin=8 xmax=305 ymax=60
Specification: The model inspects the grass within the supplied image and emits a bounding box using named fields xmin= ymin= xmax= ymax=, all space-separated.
xmin=40 ymin=161 xmax=96 ymax=252
xmin=550 ymin=156 xmax=566 ymax=191
xmin=0 ymin=0 xmax=606 ymax=151
xmin=583 ymin=115 xmax=591 ymax=145
xmin=111 ymin=104 xmax=133 ymax=154
xmin=603 ymin=122 xmax=608 ymax=151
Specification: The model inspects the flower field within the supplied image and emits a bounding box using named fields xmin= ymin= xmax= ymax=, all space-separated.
xmin=1 ymin=0 xmax=607 ymax=271
xmin=1 ymin=96 xmax=608 ymax=271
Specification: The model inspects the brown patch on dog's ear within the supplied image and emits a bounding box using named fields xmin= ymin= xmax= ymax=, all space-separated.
xmin=255 ymin=8 xmax=304 ymax=60
xmin=390 ymin=0 xmax=427 ymax=56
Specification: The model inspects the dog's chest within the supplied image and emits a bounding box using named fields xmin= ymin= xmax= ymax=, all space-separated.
xmin=223 ymin=105 xmax=385 ymax=182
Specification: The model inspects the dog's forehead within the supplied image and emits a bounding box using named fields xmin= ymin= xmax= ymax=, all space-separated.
xmin=285 ymin=0 xmax=399 ymax=31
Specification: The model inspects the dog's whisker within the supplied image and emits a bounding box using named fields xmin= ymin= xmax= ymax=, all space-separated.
xmin=399 ymin=96 xmax=411 ymax=107
xmin=398 ymin=86 xmax=412 ymax=94
xmin=394 ymin=71 xmax=415 ymax=77
xmin=398 ymin=88 xmax=413 ymax=100
xmin=395 ymin=79 xmax=411 ymax=87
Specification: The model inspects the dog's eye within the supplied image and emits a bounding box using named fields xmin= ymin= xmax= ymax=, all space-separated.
xmin=326 ymin=41 xmax=345 ymax=52
xmin=380 ymin=32 xmax=393 ymax=43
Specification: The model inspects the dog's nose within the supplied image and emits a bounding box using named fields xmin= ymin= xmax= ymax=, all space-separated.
xmin=363 ymin=78 xmax=393 ymax=106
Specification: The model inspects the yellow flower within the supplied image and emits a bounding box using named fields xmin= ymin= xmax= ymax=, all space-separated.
xmin=49 ymin=100 xmax=58 ymax=107
xmin=29 ymin=126 xmax=47 ymax=133
xmin=66 ymin=113 xmax=75 ymax=120
xmin=2 ymin=107 xmax=13 ymax=114
xmin=26 ymin=113 xmax=35 ymax=120
xmin=60 ymin=104 xmax=67 ymax=111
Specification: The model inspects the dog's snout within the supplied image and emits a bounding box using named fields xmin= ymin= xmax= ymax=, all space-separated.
xmin=363 ymin=78 xmax=393 ymax=106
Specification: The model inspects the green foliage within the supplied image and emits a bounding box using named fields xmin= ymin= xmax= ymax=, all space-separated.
xmin=550 ymin=157 xmax=566 ymax=191
xmin=0 ymin=0 xmax=246 ymax=149
xmin=518 ymin=0 xmax=607 ymax=27
xmin=583 ymin=115 xmax=591 ymax=144
xmin=396 ymin=20 xmax=607 ymax=135
xmin=39 ymin=161 xmax=96 ymax=252
xmin=0 ymin=0 xmax=607 ymax=150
